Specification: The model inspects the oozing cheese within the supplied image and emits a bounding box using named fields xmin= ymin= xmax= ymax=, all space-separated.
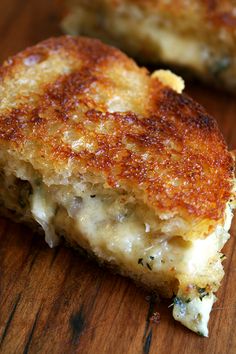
xmin=31 ymin=186 xmax=59 ymax=247
xmin=0 ymin=169 xmax=233 ymax=336
xmin=28 ymin=180 xmax=232 ymax=336
xmin=173 ymin=293 xmax=216 ymax=336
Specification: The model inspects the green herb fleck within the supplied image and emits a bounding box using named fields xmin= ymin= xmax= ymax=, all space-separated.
xmin=197 ymin=287 xmax=209 ymax=301
xmin=173 ymin=297 xmax=183 ymax=306
xmin=197 ymin=331 xmax=204 ymax=337
xmin=146 ymin=263 xmax=152 ymax=271
xmin=138 ymin=258 xmax=143 ymax=266
xmin=173 ymin=297 xmax=186 ymax=315
xmin=211 ymin=57 xmax=231 ymax=76
xmin=150 ymin=256 xmax=155 ymax=260
xmin=198 ymin=287 xmax=206 ymax=294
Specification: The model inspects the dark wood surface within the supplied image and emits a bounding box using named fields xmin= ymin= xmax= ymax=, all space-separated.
xmin=0 ymin=1 xmax=236 ymax=353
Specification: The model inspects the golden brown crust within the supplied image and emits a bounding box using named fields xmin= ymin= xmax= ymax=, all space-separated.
xmin=0 ymin=36 xmax=234 ymax=232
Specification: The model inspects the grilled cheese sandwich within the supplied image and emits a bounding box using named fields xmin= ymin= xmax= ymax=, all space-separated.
xmin=62 ymin=0 xmax=236 ymax=92
xmin=0 ymin=35 xmax=235 ymax=336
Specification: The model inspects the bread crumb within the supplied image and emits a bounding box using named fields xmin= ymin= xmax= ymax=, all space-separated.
xmin=152 ymin=69 xmax=185 ymax=93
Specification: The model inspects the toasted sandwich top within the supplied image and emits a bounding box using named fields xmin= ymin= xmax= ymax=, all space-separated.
xmin=0 ymin=36 xmax=234 ymax=238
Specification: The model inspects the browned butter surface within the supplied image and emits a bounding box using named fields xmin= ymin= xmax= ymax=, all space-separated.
xmin=0 ymin=1 xmax=235 ymax=353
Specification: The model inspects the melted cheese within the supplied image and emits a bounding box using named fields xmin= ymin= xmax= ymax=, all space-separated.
xmin=173 ymin=294 xmax=216 ymax=336
xmin=29 ymin=181 xmax=228 ymax=335
xmin=0 ymin=170 xmax=231 ymax=336
xmin=29 ymin=181 xmax=232 ymax=271
xmin=31 ymin=186 xmax=59 ymax=247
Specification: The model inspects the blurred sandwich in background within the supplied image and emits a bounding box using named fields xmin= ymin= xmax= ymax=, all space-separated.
xmin=62 ymin=0 xmax=236 ymax=92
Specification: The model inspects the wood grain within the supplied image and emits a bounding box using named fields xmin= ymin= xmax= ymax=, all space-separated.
xmin=0 ymin=1 xmax=236 ymax=353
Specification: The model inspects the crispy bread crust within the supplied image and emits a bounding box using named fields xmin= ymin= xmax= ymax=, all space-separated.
xmin=0 ymin=36 xmax=234 ymax=233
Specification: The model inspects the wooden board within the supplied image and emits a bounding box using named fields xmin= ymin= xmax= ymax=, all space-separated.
xmin=0 ymin=1 xmax=236 ymax=353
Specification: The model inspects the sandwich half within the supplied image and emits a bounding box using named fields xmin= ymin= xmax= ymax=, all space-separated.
xmin=0 ymin=35 xmax=235 ymax=336
xmin=62 ymin=0 xmax=236 ymax=92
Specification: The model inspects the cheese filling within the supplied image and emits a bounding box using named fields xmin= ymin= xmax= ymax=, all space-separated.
xmin=0 ymin=168 xmax=233 ymax=336
xmin=173 ymin=293 xmax=216 ymax=336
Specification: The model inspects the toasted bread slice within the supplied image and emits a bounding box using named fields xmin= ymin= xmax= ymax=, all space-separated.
xmin=62 ymin=0 xmax=236 ymax=92
xmin=0 ymin=36 xmax=235 ymax=336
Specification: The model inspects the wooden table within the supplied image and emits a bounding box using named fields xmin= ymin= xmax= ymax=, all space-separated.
xmin=0 ymin=1 xmax=236 ymax=353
